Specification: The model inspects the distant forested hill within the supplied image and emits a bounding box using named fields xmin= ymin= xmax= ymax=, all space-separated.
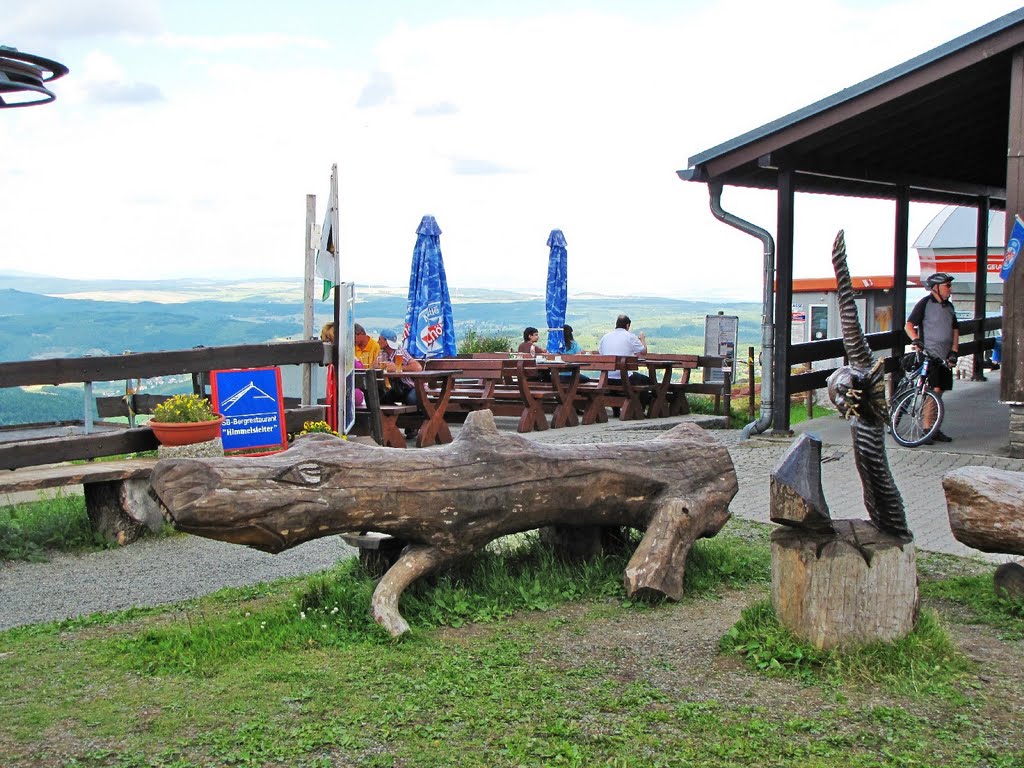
xmin=0 ymin=277 xmax=760 ymax=425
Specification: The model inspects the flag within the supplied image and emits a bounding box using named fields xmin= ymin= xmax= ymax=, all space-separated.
xmin=314 ymin=165 xmax=339 ymax=301
xmin=1001 ymin=214 xmax=1024 ymax=281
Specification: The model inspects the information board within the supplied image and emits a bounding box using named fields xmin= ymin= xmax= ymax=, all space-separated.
xmin=210 ymin=366 xmax=287 ymax=455
xmin=703 ymin=314 xmax=739 ymax=384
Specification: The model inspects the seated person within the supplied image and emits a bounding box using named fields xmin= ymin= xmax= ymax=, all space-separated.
xmin=598 ymin=314 xmax=650 ymax=414
xmin=518 ymin=327 xmax=543 ymax=355
xmin=377 ymin=328 xmax=423 ymax=406
xmin=561 ymin=324 xmax=590 ymax=383
xmin=354 ymin=323 xmax=381 ymax=368
xmin=562 ymin=324 xmax=582 ymax=355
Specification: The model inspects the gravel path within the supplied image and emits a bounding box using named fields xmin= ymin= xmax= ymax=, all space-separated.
xmin=0 ymin=532 xmax=353 ymax=631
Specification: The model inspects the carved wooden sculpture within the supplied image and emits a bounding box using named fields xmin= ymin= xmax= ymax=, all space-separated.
xmin=150 ymin=410 xmax=738 ymax=636
xmin=770 ymin=230 xmax=918 ymax=649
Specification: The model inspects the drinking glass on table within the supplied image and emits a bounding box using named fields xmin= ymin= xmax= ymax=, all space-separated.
xmin=394 ymin=351 xmax=404 ymax=372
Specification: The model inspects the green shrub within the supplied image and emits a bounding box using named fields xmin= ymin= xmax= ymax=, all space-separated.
xmin=458 ymin=329 xmax=514 ymax=354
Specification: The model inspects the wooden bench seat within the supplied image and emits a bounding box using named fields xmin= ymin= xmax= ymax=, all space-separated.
xmin=0 ymin=459 xmax=162 ymax=543
xmin=663 ymin=355 xmax=732 ymax=417
xmin=423 ymin=358 xmax=552 ymax=432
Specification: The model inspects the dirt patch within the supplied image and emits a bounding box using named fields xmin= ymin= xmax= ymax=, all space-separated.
xmin=504 ymin=585 xmax=1024 ymax=751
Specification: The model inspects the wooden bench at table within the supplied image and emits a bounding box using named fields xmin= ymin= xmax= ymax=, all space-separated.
xmin=469 ymin=354 xmax=590 ymax=429
xmin=348 ymin=368 xmax=421 ymax=448
xmin=665 ymin=355 xmax=732 ymax=417
xmin=423 ymin=357 xmax=552 ymax=432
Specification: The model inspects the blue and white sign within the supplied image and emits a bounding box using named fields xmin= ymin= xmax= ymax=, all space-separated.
xmin=210 ymin=367 xmax=287 ymax=454
xmin=1001 ymin=214 xmax=1024 ymax=281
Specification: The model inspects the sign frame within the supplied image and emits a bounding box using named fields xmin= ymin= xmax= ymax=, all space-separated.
xmin=210 ymin=366 xmax=288 ymax=455
xmin=703 ymin=314 xmax=739 ymax=384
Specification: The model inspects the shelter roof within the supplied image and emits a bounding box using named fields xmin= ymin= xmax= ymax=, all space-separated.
xmin=913 ymin=206 xmax=1005 ymax=249
xmin=678 ymin=9 xmax=1024 ymax=207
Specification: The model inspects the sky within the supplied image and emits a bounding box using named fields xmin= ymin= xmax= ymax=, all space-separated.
xmin=2 ymin=0 xmax=1021 ymax=301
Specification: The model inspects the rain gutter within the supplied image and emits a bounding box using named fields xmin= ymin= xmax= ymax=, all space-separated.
xmin=706 ymin=183 xmax=775 ymax=438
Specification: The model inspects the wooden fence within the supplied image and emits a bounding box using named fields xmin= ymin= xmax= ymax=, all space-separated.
xmin=0 ymin=340 xmax=329 ymax=470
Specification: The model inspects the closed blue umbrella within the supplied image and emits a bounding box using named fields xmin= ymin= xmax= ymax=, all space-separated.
xmin=545 ymin=229 xmax=568 ymax=353
xmin=403 ymin=215 xmax=457 ymax=358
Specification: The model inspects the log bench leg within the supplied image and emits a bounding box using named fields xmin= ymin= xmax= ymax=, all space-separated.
xmin=83 ymin=478 xmax=163 ymax=545
xmin=340 ymin=532 xmax=409 ymax=577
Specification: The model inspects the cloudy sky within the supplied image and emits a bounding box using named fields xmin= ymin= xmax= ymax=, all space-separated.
xmin=2 ymin=1 xmax=1019 ymax=300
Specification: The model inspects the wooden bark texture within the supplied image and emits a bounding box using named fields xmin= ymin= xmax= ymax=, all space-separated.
xmin=995 ymin=562 xmax=1024 ymax=601
xmin=84 ymin=478 xmax=163 ymax=545
xmin=771 ymin=519 xmax=919 ymax=650
xmin=769 ymin=433 xmax=832 ymax=531
xmin=943 ymin=466 xmax=1024 ymax=555
xmin=150 ymin=410 xmax=738 ymax=636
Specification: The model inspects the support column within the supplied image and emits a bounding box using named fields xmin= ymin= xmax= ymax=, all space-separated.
xmin=773 ymin=169 xmax=795 ymax=434
xmin=892 ymin=188 xmax=909 ymax=363
xmin=974 ymin=198 xmax=990 ymax=381
xmin=1003 ymin=50 xmax=1024 ymax=456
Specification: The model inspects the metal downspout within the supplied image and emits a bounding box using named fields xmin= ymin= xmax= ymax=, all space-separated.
xmin=707 ymin=183 xmax=775 ymax=438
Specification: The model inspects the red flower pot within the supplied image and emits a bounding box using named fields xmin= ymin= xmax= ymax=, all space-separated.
xmin=149 ymin=415 xmax=225 ymax=447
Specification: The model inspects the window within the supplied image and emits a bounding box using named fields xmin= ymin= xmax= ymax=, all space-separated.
xmin=809 ymin=304 xmax=828 ymax=341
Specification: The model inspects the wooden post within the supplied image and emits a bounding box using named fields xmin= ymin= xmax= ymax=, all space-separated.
xmin=805 ymin=362 xmax=813 ymax=419
xmin=1002 ymin=51 xmax=1024 ymax=428
xmin=302 ymin=194 xmax=316 ymax=406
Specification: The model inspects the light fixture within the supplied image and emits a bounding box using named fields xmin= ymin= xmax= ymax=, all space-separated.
xmin=0 ymin=46 xmax=69 ymax=109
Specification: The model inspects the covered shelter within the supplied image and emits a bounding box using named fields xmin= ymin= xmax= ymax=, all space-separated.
xmin=678 ymin=8 xmax=1024 ymax=455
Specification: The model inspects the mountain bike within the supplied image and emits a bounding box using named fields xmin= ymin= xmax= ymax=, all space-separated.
xmin=889 ymin=350 xmax=944 ymax=447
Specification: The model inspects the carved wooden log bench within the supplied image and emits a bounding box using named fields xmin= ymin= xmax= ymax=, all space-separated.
xmin=943 ymin=466 xmax=1024 ymax=600
xmin=150 ymin=409 xmax=738 ymax=636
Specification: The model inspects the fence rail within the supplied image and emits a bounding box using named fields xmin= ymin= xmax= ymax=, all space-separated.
xmin=1 ymin=340 xmax=331 ymax=470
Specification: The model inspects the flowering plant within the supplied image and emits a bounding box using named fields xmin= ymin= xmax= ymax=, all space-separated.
xmin=294 ymin=420 xmax=343 ymax=438
xmin=151 ymin=393 xmax=218 ymax=423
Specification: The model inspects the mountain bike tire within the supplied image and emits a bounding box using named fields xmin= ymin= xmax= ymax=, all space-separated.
xmin=889 ymin=388 xmax=943 ymax=447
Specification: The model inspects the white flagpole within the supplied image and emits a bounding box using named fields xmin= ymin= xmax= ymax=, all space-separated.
xmin=327 ymin=164 xmax=347 ymax=434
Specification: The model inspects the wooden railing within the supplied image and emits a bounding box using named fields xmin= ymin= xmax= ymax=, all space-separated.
xmin=786 ymin=317 xmax=1001 ymax=394
xmin=0 ymin=340 xmax=330 ymax=470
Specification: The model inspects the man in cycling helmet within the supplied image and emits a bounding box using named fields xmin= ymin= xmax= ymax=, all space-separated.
xmin=904 ymin=272 xmax=959 ymax=442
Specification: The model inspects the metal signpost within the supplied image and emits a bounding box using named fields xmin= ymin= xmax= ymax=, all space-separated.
xmin=703 ymin=314 xmax=739 ymax=384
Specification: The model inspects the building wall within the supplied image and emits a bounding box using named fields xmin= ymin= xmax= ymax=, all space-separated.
xmin=791 ymin=289 xmax=895 ymax=343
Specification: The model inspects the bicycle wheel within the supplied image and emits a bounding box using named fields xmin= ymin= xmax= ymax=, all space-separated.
xmin=889 ymin=388 xmax=943 ymax=447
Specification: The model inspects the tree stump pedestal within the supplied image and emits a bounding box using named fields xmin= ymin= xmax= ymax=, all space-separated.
xmin=771 ymin=520 xmax=919 ymax=650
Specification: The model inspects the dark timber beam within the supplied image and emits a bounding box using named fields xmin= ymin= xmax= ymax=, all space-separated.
xmin=774 ymin=169 xmax=795 ymax=434
xmin=892 ymin=188 xmax=910 ymax=365
xmin=1003 ymin=50 xmax=1024 ymax=406
xmin=974 ymin=198 xmax=991 ymax=381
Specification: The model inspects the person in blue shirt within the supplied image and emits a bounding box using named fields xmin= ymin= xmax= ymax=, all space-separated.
xmin=562 ymin=324 xmax=582 ymax=354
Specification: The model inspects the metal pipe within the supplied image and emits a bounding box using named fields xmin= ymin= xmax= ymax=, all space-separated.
xmin=707 ymin=183 xmax=776 ymax=438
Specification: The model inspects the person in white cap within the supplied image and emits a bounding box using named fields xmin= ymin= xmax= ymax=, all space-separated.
xmin=377 ymin=328 xmax=423 ymax=406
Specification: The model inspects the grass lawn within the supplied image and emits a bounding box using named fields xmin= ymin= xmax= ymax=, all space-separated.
xmin=1 ymin=523 xmax=1021 ymax=767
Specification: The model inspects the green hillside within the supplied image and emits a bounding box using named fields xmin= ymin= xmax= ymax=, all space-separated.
xmin=0 ymin=278 xmax=761 ymax=426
